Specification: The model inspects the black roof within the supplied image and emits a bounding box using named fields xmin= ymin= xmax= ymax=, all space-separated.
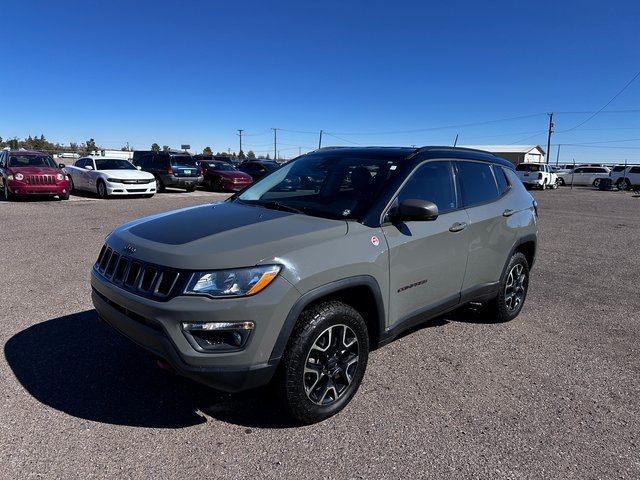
xmin=313 ymin=146 xmax=514 ymax=170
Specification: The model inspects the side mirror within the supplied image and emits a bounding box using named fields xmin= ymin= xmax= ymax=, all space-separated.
xmin=84 ymin=165 xmax=93 ymax=170
xmin=58 ymin=163 xmax=65 ymax=168
xmin=396 ymin=199 xmax=439 ymax=222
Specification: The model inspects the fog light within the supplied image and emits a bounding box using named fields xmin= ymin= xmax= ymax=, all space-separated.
xmin=181 ymin=321 xmax=254 ymax=352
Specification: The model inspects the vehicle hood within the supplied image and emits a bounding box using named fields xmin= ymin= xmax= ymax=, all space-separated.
xmin=9 ymin=166 xmax=61 ymax=175
xmin=97 ymin=169 xmax=155 ymax=180
xmin=107 ymin=202 xmax=348 ymax=270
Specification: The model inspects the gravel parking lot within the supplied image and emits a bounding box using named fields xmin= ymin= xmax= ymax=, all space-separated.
xmin=1 ymin=187 xmax=638 ymax=479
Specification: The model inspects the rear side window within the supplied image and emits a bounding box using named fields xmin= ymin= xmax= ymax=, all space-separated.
xmin=493 ymin=165 xmax=510 ymax=195
xmin=398 ymin=161 xmax=457 ymax=213
xmin=457 ymin=161 xmax=499 ymax=206
xmin=630 ymin=167 xmax=640 ymax=174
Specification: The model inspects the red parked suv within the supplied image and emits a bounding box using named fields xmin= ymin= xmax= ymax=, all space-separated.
xmin=0 ymin=150 xmax=70 ymax=200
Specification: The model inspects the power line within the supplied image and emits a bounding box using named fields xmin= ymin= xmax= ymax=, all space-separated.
xmin=557 ymin=69 xmax=640 ymax=133
xmin=324 ymin=113 xmax=548 ymax=136
xmin=323 ymin=132 xmax=361 ymax=145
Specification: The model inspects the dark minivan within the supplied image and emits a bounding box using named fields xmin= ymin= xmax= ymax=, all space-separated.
xmin=132 ymin=151 xmax=203 ymax=192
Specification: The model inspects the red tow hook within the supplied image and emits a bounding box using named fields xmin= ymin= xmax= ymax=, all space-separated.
xmin=156 ymin=358 xmax=173 ymax=371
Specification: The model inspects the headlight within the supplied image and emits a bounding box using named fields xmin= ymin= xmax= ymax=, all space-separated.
xmin=184 ymin=265 xmax=281 ymax=298
xmin=14 ymin=173 xmax=24 ymax=181
xmin=106 ymin=178 xmax=122 ymax=183
xmin=56 ymin=173 xmax=65 ymax=181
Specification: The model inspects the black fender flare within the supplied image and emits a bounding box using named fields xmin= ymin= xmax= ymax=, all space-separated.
xmin=268 ymin=275 xmax=386 ymax=365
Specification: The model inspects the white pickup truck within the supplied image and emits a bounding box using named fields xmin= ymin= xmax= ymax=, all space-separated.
xmin=515 ymin=163 xmax=558 ymax=190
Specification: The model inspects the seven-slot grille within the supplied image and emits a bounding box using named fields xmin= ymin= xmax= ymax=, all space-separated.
xmin=27 ymin=175 xmax=55 ymax=185
xmin=95 ymin=244 xmax=184 ymax=300
xmin=121 ymin=179 xmax=152 ymax=184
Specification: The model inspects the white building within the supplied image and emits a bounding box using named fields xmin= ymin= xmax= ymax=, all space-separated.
xmin=461 ymin=145 xmax=546 ymax=165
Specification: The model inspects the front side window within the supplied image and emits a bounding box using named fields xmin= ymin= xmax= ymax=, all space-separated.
xmin=457 ymin=161 xmax=499 ymax=206
xmin=397 ymin=161 xmax=457 ymax=213
xmin=630 ymin=167 xmax=640 ymax=174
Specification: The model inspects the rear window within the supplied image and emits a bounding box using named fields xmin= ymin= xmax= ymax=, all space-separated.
xmin=457 ymin=161 xmax=499 ymax=206
xmin=171 ymin=156 xmax=198 ymax=168
xmin=516 ymin=163 xmax=541 ymax=172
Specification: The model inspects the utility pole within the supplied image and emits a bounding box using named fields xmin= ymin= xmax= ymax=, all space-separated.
xmin=237 ymin=129 xmax=243 ymax=155
xmin=545 ymin=112 xmax=554 ymax=164
xmin=555 ymin=144 xmax=561 ymax=167
xmin=298 ymin=146 xmax=302 ymax=156
xmin=272 ymin=128 xmax=278 ymax=160
xmin=318 ymin=130 xmax=323 ymax=149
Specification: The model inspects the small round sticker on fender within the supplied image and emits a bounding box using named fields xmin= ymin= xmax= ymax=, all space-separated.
xmin=371 ymin=235 xmax=380 ymax=246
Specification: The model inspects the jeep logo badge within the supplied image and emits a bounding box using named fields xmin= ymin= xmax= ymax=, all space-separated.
xmin=123 ymin=244 xmax=136 ymax=254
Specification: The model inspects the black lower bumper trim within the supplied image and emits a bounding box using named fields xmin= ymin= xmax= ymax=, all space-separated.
xmin=92 ymin=289 xmax=276 ymax=392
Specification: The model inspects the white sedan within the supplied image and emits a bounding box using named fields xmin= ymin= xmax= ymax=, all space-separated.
xmin=64 ymin=157 xmax=156 ymax=198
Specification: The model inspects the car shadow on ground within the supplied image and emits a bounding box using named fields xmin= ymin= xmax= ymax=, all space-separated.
xmin=4 ymin=310 xmax=297 ymax=429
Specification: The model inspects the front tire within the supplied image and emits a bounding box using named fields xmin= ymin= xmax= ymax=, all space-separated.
xmin=593 ymin=178 xmax=602 ymax=188
xmin=3 ymin=183 xmax=13 ymax=201
xmin=279 ymin=301 xmax=369 ymax=424
xmin=68 ymin=176 xmax=75 ymax=193
xmin=485 ymin=252 xmax=530 ymax=323
xmin=97 ymin=180 xmax=109 ymax=199
xmin=558 ymin=177 xmax=566 ymax=186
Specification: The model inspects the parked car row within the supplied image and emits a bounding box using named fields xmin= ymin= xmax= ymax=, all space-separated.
xmin=0 ymin=148 xmax=291 ymax=201
xmin=514 ymin=162 xmax=640 ymax=190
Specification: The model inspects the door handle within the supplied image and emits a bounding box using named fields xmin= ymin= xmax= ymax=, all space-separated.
xmin=449 ymin=222 xmax=468 ymax=232
xmin=503 ymin=209 xmax=515 ymax=217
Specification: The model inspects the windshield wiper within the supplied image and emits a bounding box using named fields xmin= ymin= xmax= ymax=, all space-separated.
xmin=262 ymin=201 xmax=305 ymax=215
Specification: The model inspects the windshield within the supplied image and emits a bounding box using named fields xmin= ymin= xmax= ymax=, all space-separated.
xmin=205 ymin=162 xmax=236 ymax=171
xmin=9 ymin=155 xmax=57 ymax=168
xmin=236 ymin=154 xmax=401 ymax=220
xmin=516 ymin=164 xmax=541 ymax=172
xmin=171 ymin=156 xmax=198 ymax=168
xmin=95 ymin=159 xmax=136 ymax=170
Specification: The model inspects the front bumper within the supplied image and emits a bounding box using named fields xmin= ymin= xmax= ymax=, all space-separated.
xmin=90 ymin=268 xmax=299 ymax=392
xmin=106 ymin=181 xmax=156 ymax=196
xmin=7 ymin=180 xmax=69 ymax=196
xmin=221 ymin=179 xmax=252 ymax=191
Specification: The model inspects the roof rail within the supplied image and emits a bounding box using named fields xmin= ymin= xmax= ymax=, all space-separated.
xmin=411 ymin=146 xmax=498 ymax=157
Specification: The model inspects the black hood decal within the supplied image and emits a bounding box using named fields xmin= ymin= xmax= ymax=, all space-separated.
xmin=129 ymin=202 xmax=291 ymax=245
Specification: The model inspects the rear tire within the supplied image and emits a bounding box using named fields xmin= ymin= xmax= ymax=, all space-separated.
xmin=558 ymin=177 xmax=566 ymax=186
xmin=155 ymin=178 xmax=166 ymax=193
xmin=186 ymin=185 xmax=197 ymax=192
xmin=278 ymin=301 xmax=369 ymax=424
xmin=552 ymin=179 xmax=559 ymax=189
xmin=484 ymin=252 xmax=530 ymax=323
xmin=593 ymin=178 xmax=602 ymax=188
xmin=68 ymin=176 xmax=75 ymax=193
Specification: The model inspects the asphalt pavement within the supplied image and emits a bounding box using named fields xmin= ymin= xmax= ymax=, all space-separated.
xmin=1 ymin=187 xmax=638 ymax=479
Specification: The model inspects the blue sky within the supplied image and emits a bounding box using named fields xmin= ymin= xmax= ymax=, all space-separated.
xmin=1 ymin=0 xmax=639 ymax=162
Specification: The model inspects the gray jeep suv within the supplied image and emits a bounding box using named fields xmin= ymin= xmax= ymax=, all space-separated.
xmin=91 ymin=146 xmax=538 ymax=423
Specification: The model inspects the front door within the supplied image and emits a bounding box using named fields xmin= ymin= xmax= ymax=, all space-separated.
xmin=382 ymin=161 xmax=469 ymax=328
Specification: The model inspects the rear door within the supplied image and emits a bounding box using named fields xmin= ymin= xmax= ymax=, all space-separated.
xmin=382 ymin=160 xmax=470 ymax=327
xmin=457 ymin=160 xmax=517 ymax=292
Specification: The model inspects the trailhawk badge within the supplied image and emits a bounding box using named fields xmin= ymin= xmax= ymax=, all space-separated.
xmin=370 ymin=235 xmax=379 ymax=246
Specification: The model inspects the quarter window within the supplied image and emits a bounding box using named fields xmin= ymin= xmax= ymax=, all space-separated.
xmin=397 ymin=161 xmax=457 ymax=213
xmin=493 ymin=165 xmax=510 ymax=195
xmin=457 ymin=161 xmax=500 ymax=206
